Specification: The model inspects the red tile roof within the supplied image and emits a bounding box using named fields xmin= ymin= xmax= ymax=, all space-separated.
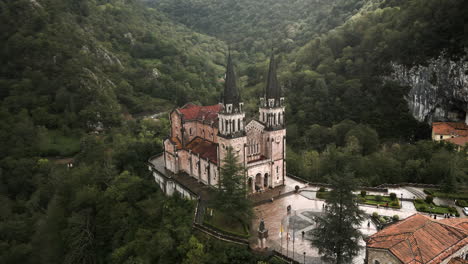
xmin=445 ymin=137 xmax=468 ymax=147
xmin=185 ymin=137 xmax=218 ymax=163
xmin=177 ymin=103 xmax=222 ymax=123
xmin=367 ymin=214 xmax=468 ymax=264
xmin=433 ymin=122 xmax=468 ymax=137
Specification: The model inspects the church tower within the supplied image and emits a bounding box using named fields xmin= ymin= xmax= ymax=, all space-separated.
xmin=218 ymin=53 xmax=247 ymax=168
xmin=259 ymin=54 xmax=285 ymax=128
xmin=260 ymin=54 xmax=286 ymax=186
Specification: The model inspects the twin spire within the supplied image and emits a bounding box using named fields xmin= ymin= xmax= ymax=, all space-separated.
xmin=265 ymin=54 xmax=281 ymax=104
xmin=221 ymin=52 xmax=282 ymax=108
xmin=222 ymin=52 xmax=240 ymax=107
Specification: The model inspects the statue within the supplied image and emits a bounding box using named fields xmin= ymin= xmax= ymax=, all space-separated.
xmin=259 ymin=219 xmax=265 ymax=232
xmin=258 ymin=218 xmax=269 ymax=249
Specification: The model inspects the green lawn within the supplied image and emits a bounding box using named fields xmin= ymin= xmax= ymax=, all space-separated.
xmin=203 ymin=209 xmax=249 ymax=238
xmin=38 ymin=129 xmax=81 ymax=157
xmin=424 ymin=189 xmax=468 ymax=200
xmin=317 ymin=192 xmax=400 ymax=208
xmin=413 ymin=199 xmax=459 ymax=216
xmin=359 ymin=195 xmax=400 ymax=208
xmin=316 ymin=191 xmax=330 ymax=199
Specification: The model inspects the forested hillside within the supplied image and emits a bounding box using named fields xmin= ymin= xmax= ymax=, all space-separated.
xmin=0 ymin=0 xmax=467 ymax=262
xmin=149 ymin=0 xmax=372 ymax=60
xmin=0 ymin=0 xmax=266 ymax=263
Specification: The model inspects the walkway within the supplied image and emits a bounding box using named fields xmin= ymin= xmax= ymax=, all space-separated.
xmin=251 ymin=188 xmax=421 ymax=263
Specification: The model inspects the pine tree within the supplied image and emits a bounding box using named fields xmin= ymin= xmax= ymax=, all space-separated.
xmin=311 ymin=172 xmax=365 ymax=264
xmin=214 ymin=147 xmax=252 ymax=220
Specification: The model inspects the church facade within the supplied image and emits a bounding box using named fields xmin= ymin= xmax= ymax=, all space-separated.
xmin=163 ymin=54 xmax=286 ymax=192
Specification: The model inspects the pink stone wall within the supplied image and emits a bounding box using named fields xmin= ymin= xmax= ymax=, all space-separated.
xmin=182 ymin=121 xmax=218 ymax=144
xmin=170 ymin=111 xmax=181 ymax=140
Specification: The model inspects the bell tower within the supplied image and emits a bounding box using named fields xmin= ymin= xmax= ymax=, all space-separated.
xmin=260 ymin=53 xmax=286 ymax=187
xmin=259 ymin=54 xmax=285 ymax=129
xmin=218 ymin=52 xmax=247 ymax=168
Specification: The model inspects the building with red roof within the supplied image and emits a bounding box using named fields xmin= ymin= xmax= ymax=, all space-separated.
xmin=366 ymin=214 xmax=468 ymax=264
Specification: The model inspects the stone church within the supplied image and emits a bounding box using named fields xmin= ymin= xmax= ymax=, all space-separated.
xmin=163 ymin=53 xmax=286 ymax=192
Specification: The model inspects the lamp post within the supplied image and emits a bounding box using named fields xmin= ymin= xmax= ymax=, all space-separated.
xmin=303 ymin=252 xmax=306 ymax=264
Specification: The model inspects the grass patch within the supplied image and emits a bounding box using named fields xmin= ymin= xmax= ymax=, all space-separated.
xmin=38 ymin=129 xmax=81 ymax=156
xmin=203 ymin=209 xmax=249 ymax=239
xmin=413 ymin=199 xmax=459 ymax=216
xmin=358 ymin=195 xmax=400 ymax=208
xmin=424 ymin=189 xmax=468 ymax=200
xmin=316 ymin=191 xmax=330 ymax=199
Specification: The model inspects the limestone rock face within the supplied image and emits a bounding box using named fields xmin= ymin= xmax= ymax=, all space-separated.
xmin=391 ymin=55 xmax=468 ymax=123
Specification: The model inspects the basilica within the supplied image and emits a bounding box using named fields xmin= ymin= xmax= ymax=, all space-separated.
xmin=163 ymin=53 xmax=286 ymax=192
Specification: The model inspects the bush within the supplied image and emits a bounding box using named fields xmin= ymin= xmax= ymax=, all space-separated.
xmin=424 ymin=189 xmax=433 ymax=195
xmin=425 ymin=195 xmax=434 ymax=204
xmin=392 ymin=215 xmax=399 ymax=221
xmin=456 ymin=200 xmax=468 ymax=207
xmin=319 ymin=187 xmax=326 ymax=192
xmin=379 ymin=217 xmax=386 ymax=223
xmin=389 ymin=193 xmax=397 ymax=201
xmin=360 ymin=190 xmax=367 ymax=197
xmin=372 ymin=212 xmax=379 ymax=218
xmin=375 ymin=195 xmax=382 ymax=202
xmin=390 ymin=201 xmax=399 ymax=207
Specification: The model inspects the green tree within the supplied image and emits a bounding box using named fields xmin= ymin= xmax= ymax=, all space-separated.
xmin=311 ymin=172 xmax=365 ymax=264
xmin=214 ymin=147 xmax=252 ymax=220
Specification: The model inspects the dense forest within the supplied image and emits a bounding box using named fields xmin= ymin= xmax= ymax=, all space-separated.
xmin=0 ymin=0 xmax=467 ymax=263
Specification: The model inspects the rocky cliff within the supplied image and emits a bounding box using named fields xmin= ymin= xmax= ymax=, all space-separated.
xmin=391 ymin=55 xmax=468 ymax=123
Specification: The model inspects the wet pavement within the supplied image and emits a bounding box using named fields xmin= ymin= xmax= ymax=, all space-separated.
xmin=250 ymin=184 xmax=431 ymax=264
xmin=249 ymin=176 xmax=307 ymax=204
xmin=252 ymin=193 xmax=382 ymax=263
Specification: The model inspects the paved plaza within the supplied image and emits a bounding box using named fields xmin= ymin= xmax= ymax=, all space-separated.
xmin=251 ymin=180 xmax=429 ymax=263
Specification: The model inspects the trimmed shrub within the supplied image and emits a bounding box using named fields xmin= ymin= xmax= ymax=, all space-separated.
xmin=295 ymin=185 xmax=300 ymax=193
xmin=372 ymin=212 xmax=379 ymax=218
xmin=319 ymin=187 xmax=326 ymax=192
xmin=456 ymin=200 xmax=468 ymax=207
xmin=390 ymin=201 xmax=399 ymax=207
xmin=423 ymin=189 xmax=433 ymax=195
xmin=392 ymin=215 xmax=399 ymax=221
xmin=375 ymin=195 xmax=383 ymax=202
xmin=389 ymin=193 xmax=397 ymax=201
xmin=425 ymin=195 xmax=434 ymax=204
xmin=360 ymin=190 xmax=367 ymax=197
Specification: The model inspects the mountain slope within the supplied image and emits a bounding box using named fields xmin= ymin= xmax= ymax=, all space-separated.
xmin=0 ymin=0 xmax=226 ymax=132
xmin=282 ymin=0 xmax=466 ymax=145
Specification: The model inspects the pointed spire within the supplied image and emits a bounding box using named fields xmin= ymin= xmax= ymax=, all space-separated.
xmin=265 ymin=53 xmax=281 ymax=103
xmin=223 ymin=51 xmax=240 ymax=106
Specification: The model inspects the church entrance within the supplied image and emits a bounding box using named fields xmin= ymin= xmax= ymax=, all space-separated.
xmin=264 ymin=173 xmax=269 ymax=188
xmin=255 ymin=173 xmax=262 ymax=192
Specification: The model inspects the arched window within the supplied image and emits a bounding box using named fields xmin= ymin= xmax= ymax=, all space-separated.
xmin=263 ymin=112 xmax=265 ymax=122
xmin=238 ymin=119 xmax=241 ymax=131
xmin=225 ymin=120 xmax=228 ymax=132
